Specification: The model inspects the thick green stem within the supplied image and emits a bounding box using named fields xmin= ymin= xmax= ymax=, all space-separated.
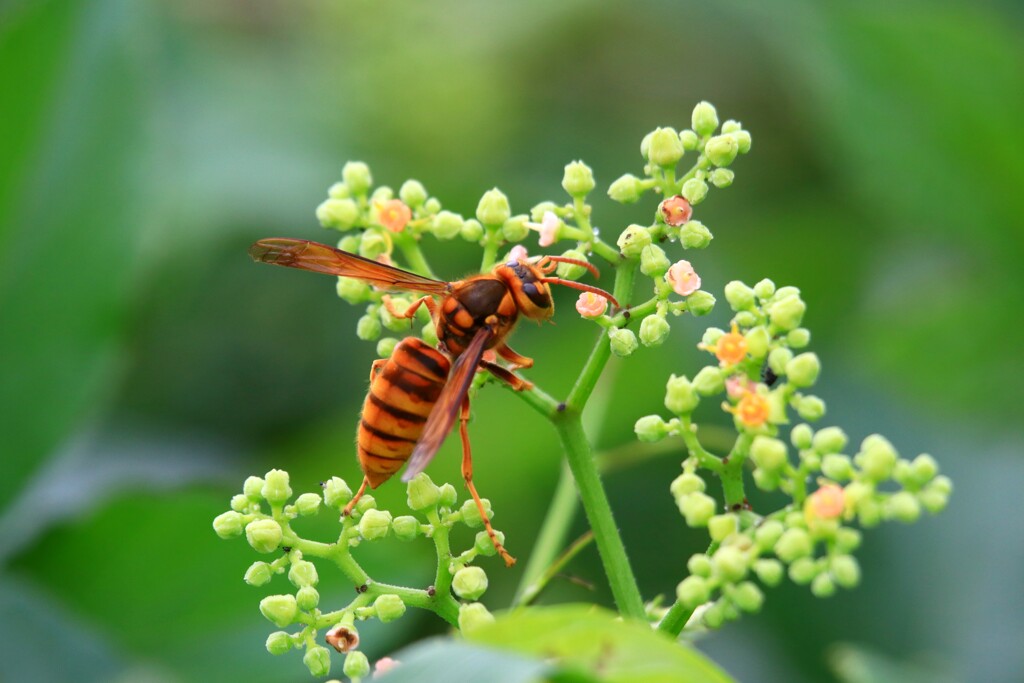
xmin=394 ymin=233 xmax=439 ymax=279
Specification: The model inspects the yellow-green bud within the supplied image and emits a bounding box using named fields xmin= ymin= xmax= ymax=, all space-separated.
xmin=754 ymin=559 xmax=783 ymax=587
xmin=337 ymin=276 xmax=370 ymax=305
xmin=769 ymin=295 xmax=806 ymax=331
xmin=230 ymin=494 xmax=249 ymax=512
xmin=930 ymin=475 xmax=953 ymax=496
xmin=775 ymin=528 xmax=813 ymax=563
xmin=356 ymin=493 xmax=376 ymax=513
xmin=708 ymin=514 xmax=738 ymax=542
xmin=433 ymin=210 xmax=463 ymax=240
xmin=790 ymin=423 xmax=813 ymax=449
xmin=754 ymin=520 xmax=785 ymax=551
xmin=786 ymin=353 xmax=820 ymax=388
xmin=458 ymin=603 xmax=495 ymax=634
xmin=679 ymin=220 xmax=712 ymax=249
xmin=213 ymin=511 xmax=244 ymax=539
xmin=399 ymin=179 xmax=427 ymax=207
xmin=731 ymin=582 xmax=764 ymax=613
xmin=735 ymin=311 xmax=757 ymax=327
xmin=692 ymin=366 xmax=724 ymax=395
xmin=676 ymin=576 xmax=710 ymax=608
xmin=692 ymin=101 xmax=719 ymax=137
xmin=830 ymin=555 xmax=860 ymax=588
xmin=687 ymin=553 xmax=714 ymax=578
xmin=702 ymin=327 xmax=724 ymax=347
xmin=342 ymin=162 xmax=372 ymax=195
xmin=422 ymin=322 xmax=439 ymax=347
xmin=639 ymin=315 xmax=671 ymax=347
xmin=640 ymin=131 xmax=654 ymax=159
xmin=501 ymin=215 xmax=530 ymax=242
xmin=328 ymin=181 xmax=350 ymax=199
xmin=530 ymin=201 xmax=557 ymax=222
xmin=788 ymin=557 xmax=818 ymax=584
xmin=370 ymin=186 xmax=393 ymax=204
xmin=374 ymin=594 xmax=407 ymax=623
xmin=296 ymin=586 xmax=319 ymax=611
xmin=768 ymin=348 xmax=793 ymax=376
xmin=380 ymin=298 xmax=413 ymax=332
xmin=911 ymin=454 xmax=939 ymax=484
xmin=648 ymin=127 xmax=684 ymax=168
xmin=343 ymin=651 xmax=369 ymax=680
xmin=665 ymin=374 xmax=699 ymax=414
xmin=358 ymin=230 xmax=388 ymax=260
xmin=358 ymin=509 xmax=393 ymax=540
xmin=609 ymin=328 xmax=638 ymax=357
xmin=750 ymin=436 xmax=788 ymax=472
xmin=679 ymin=129 xmax=699 ymax=150
xmin=294 ymin=492 xmax=321 ymax=517
xmin=556 ymin=250 xmax=589 ymax=280
xmin=679 ymin=491 xmax=716 ymax=527
xmin=419 ymin=197 xmax=437 ymax=214
xmin=787 ymin=328 xmax=811 ymax=348
xmin=753 ymin=278 xmax=775 ymax=300
xmin=322 ymin=477 xmax=352 ymax=509
xmin=459 ymin=498 xmax=492 ymax=528
xmin=724 ymin=281 xmax=755 ymax=311
xmin=919 ymin=488 xmax=949 ymax=514
xmin=266 ymin=631 xmax=293 ymax=656
xmin=730 ymin=129 xmax=752 ymax=154
xmin=811 ymin=573 xmax=835 ymax=598
xmin=811 ymin=427 xmax=847 ymax=455
xmin=671 ymin=472 xmax=706 ymax=498
xmin=338 ymin=234 xmax=360 ymax=252
xmin=713 ymin=545 xmax=749 ymax=582
xmin=721 ymin=120 xmax=742 ymax=134
xmin=288 ymin=559 xmax=319 ymax=588
xmin=260 ymin=594 xmax=298 ymax=628
xmin=710 ymin=168 xmax=734 ymax=188
xmin=392 ymin=515 xmax=419 ymax=541
xmin=562 ymin=160 xmax=595 ymax=197
xmin=753 ymin=468 xmax=780 ymax=491
xmin=821 ymin=454 xmax=854 ymax=481
xmin=245 ymin=561 xmax=273 ymax=586
xmin=246 ymin=519 xmax=283 ymax=554
xmin=886 ymin=491 xmax=921 ymax=523
xmin=356 ymin=314 xmax=382 ymax=341
xmin=795 ymin=395 xmax=826 ymax=422
xmin=303 ymin=645 xmax=331 ymax=677
xmin=376 ymin=337 xmax=398 ymax=358
xmin=686 ymin=290 xmax=715 ymax=316
xmin=317 ymin=198 xmax=360 ymax=231
xmin=608 ymin=173 xmax=643 ymax=203
xmin=857 ymin=434 xmax=898 ymax=482
xmin=705 ymin=135 xmax=739 ymax=167
xmin=745 ymin=326 xmax=771 ymax=359
xmin=476 ymin=188 xmax=511 ymax=226
xmin=681 ymin=178 xmax=708 ymax=205
xmin=439 ymin=483 xmax=458 ymax=508
xmin=640 ymin=244 xmax=670 ymax=277
xmin=702 ymin=602 xmax=726 ymax=630
xmin=475 ymin=529 xmax=506 ymax=556
xmin=635 ymin=415 xmax=670 ymax=443
xmin=461 ymin=219 xmax=484 ymax=242
xmin=835 ymin=527 xmax=862 ymax=553
xmin=616 ymin=224 xmax=652 ymax=258
xmin=243 ymin=475 xmax=265 ymax=501
xmin=452 ymin=566 xmax=489 ymax=600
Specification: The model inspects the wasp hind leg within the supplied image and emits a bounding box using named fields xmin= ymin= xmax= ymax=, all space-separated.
xmin=341 ymin=475 xmax=370 ymax=517
xmin=479 ymin=360 xmax=532 ymax=391
xmin=382 ymin=294 xmax=436 ymax=321
xmin=459 ymin=397 xmax=516 ymax=567
xmin=496 ymin=343 xmax=534 ymax=370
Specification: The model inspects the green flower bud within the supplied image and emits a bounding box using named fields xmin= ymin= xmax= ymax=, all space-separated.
xmin=608 ymin=173 xmax=643 ymax=203
xmin=374 ymin=594 xmax=407 ymax=623
xmin=358 ymin=231 xmax=388 ymax=260
xmin=609 ymin=328 xmax=638 ymax=357
xmin=245 ymin=561 xmax=273 ymax=586
xmin=243 ymin=475 xmax=265 ymax=501
xmin=705 ymin=135 xmax=739 ymax=167
xmin=342 ymin=162 xmax=372 ymax=196
xmin=811 ymin=426 xmax=847 ymax=455
xmin=432 ymin=210 xmax=463 ymax=240
xmin=754 ymin=559 xmax=784 ymax=587
xmin=686 ymin=290 xmax=715 ymax=316
xmin=336 ymin=276 xmax=370 ymax=305
xmin=790 ymin=423 xmax=813 ymax=449
xmin=439 ymin=482 xmax=458 ymax=508
xmin=768 ymin=348 xmax=793 ymax=377
xmin=679 ymin=220 xmax=712 ymax=249
xmin=753 ymin=468 xmax=781 ymax=491
xmin=303 ymin=645 xmax=331 ymax=677
xmin=692 ymin=366 xmax=725 ymax=396
xmin=556 ymin=250 xmax=589 ymax=280
xmin=328 ymin=181 xmax=350 ymax=199
xmin=750 ymin=436 xmax=788 ymax=472
xmin=562 ymin=160 xmax=596 ymax=197
xmin=266 ymin=631 xmax=293 ymax=655
xmin=787 ymin=328 xmax=811 ymax=348
xmin=296 ymin=585 xmax=320 ymax=611
xmin=407 ymin=473 xmax=441 ymax=510
xmin=213 ymin=511 xmax=245 ymax=539
xmin=370 ymin=186 xmax=393 ymax=204
xmin=317 ymin=198 xmax=360 ymax=231
xmin=678 ymin=129 xmax=699 ymax=151
xmin=356 ymin=314 xmax=382 ymax=341
xmin=421 ymin=322 xmax=439 ymax=347
xmin=730 ymin=581 xmax=764 ymax=612
xmin=322 ymin=477 xmax=353 ymax=509
xmin=713 ymin=545 xmax=748 ymax=582
xmin=452 ymin=566 xmax=489 ymax=600
xmin=919 ymin=488 xmax=949 ymax=514
xmin=376 ymin=337 xmax=398 ymax=358
xmin=774 ymin=528 xmax=812 ymax=563
xmin=858 ymin=498 xmax=883 ymax=527
xmin=294 ymin=492 xmax=322 ymax=517
xmin=911 ymin=454 xmax=939 ymax=484
xmin=681 ymin=178 xmax=708 ymax=205
xmin=679 ymin=491 xmax=716 ymax=527
xmin=687 ymin=553 xmax=714 ymax=578
xmin=246 ymin=519 xmax=283 ymax=554
xmin=392 ymin=515 xmax=419 ymax=541
xmin=379 ymin=298 xmax=413 ymax=332
xmin=343 ymin=651 xmax=370 ymax=680
xmin=886 ymin=491 xmax=921 ymax=523
xmin=358 ymin=509 xmax=393 ymax=540
xmin=734 ymin=311 xmax=757 ymax=328
xmin=671 ymin=473 xmax=706 ymax=502
xmin=288 ymin=559 xmax=319 ymax=588
xmin=475 ymin=529 xmax=506 ymax=556
xmin=399 ymin=179 xmax=427 ymax=207
xmin=230 ymin=494 xmax=250 ymax=512
xmin=691 ymin=101 xmax=719 ymax=137
xmin=616 ymin=224 xmax=652 ymax=258
xmin=461 ymin=218 xmax=484 ymax=242
xmin=754 ymin=520 xmax=785 ymax=551
xmin=857 ymin=434 xmax=898 ymax=482
xmin=676 ymin=576 xmax=710 ymax=608
xmin=930 ymin=475 xmax=953 ymax=496
xmin=640 ymin=244 xmax=670 ymax=277
xmin=788 ymin=557 xmax=818 ymax=584
xmin=665 ymin=374 xmax=700 ymax=414
xmin=639 ymin=315 xmax=671 ymax=347
xmin=708 ymin=514 xmax=738 ymax=542
xmin=416 ymin=196 xmax=435 ymax=213
xmin=648 ymin=127 xmax=684 ymax=168
xmin=768 ymin=295 xmax=806 ymax=332
xmin=745 ymin=326 xmax=771 ymax=359
xmin=356 ymin=493 xmax=377 ymax=514
xmin=753 ymin=278 xmax=776 ymax=300
xmin=821 ymin=454 xmax=854 ymax=481
xmin=811 ymin=573 xmax=835 ymax=598
xmin=259 ymin=594 xmax=298 ymax=628
xmin=501 ymin=215 xmax=530 ymax=242
xmin=702 ymin=327 xmax=724 ymax=347
xmin=458 ymin=603 xmax=495 ymax=634
xmin=835 ymin=527 xmax=862 ymax=553
xmin=476 ymin=188 xmax=511 ymax=226
xmin=459 ymin=498 xmax=492 ymax=528
xmin=723 ymin=281 xmax=755 ymax=311
xmin=795 ymin=395 xmax=826 ymax=422
xmin=702 ymin=601 xmax=726 ymax=630
xmin=830 ymin=555 xmax=860 ymax=588
xmin=786 ymin=353 xmax=820 ymax=388
xmin=529 ymin=201 xmax=557 ymax=222
xmin=635 ymin=415 xmax=670 ymax=443
xmin=730 ymin=129 xmax=753 ymax=154
xmin=338 ymin=234 xmax=361 ymax=253
xmin=710 ymin=168 xmax=734 ymax=188
xmin=801 ymin=451 xmax=822 ymax=472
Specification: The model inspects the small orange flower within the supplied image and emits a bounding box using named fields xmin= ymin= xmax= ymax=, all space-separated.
xmin=734 ymin=391 xmax=770 ymax=428
xmin=704 ymin=323 xmax=747 ymax=366
xmin=661 ymin=195 xmax=693 ymax=227
xmin=575 ymin=291 xmax=608 ymax=319
xmin=665 ymin=260 xmax=701 ymax=296
xmin=378 ymin=199 xmax=412 ymax=232
xmin=806 ymin=484 xmax=845 ymax=520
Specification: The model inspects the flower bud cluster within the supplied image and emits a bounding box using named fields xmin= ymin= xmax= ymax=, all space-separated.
xmin=213 ymin=470 xmax=503 ymax=677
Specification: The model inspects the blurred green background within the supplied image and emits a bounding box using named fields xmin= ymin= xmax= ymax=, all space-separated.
xmin=2 ymin=0 xmax=1022 ymax=681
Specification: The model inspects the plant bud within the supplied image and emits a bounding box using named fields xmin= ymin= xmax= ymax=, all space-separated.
xmin=458 ymin=603 xmax=495 ymax=634
xmin=243 ymin=475 xmax=265 ymax=501
xmin=753 ymin=278 xmax=776 ymax=300
xmin=640 ymin=244 xmax=670 ymax=277
xmin=830 ymin=554 xmax=860 ymax=588
xmin=857 ymin=434 xmax=898 ymax=482
xmin=317 ymin=198 xmax=360 ymax=231
xmin=811 ymin=427 xmax=847 ymax=455
xmin=723 ymin=281 xmax=755 ymax=311
xmin=635 ymin=415 xmax=670 ymax=443
xmin=754 ymin=520 xmax=785 ymax=551
xmin=322 ymin=477 xmax=353 ymax=509
xmin=788 ymin=557 xmax=818 ymax=584
xmin=692 ymin=366 xmax=724 ymax=396
xmin=702 ymin=601 xmax=726 ymax=630
xmin=731 ymin=582 xmax=764 ymax=612
xmin=213 ymin=511 xmax=245 ymax=539
xmin=886 ymin=491 xmax=921 ymax=523
xmin=679 ymin=491 xmax=716 ymax=527
xmin=768 ymin=295 xmax=806 ymax=332
xmin=686 ymin=290 xmax=715 ymax=316
xmin=911 ymin=454 xmax=939 ymax=484
xmin=432 ymin=210 xmax=463 ymax=240
xmin=376 ymin=337 xmax=398 ymax=358
xmin=744 ymin=326 xmax=770 ymax=359
xmin=380 ymin=298 xmax=413 ymax=332
xmin=289 ymin=559 xmax=319 ymax=588
xmin=336 ymin=276 xmax=370 ymax=305
xmin=671 ymin=472 xmax=706 ymax=498
xmin=795 ymin=395 xmax=826 ymax=422
xmin=608 ymin=173 xmax=643 ymax=203
xmin=556 ymin=250 xmax=589 ymax=280
xmin=774 ymin=528 xmax=812 ymax=563
xmin=639 ymin=315 xmax=671 ymax=347
xmin=648 ymin=127 xmax=684 ymax=167
xmin=616 ymin=224 xmax=652 ymax=258
xmin=475 ymin=529 xmax=506 ymax=556
xmin=501 ymin=215 xmax=530 ymax=242
xmin=296 ymin=586 xmax=320 ymax=611
xmin=392 ymin=515 xmax=419 ymax=541
xmin=705 ymin=135 xmax=739 ymax=167
xmin=708 ymin=514 xmax=738 ymax=542
xmin=266 ymin=631 xmax=293 ymax=655
xmin=691 ymin=101 xmax=719 ymax=137
xmin=460 ymin=218 xmax=484 ymax=242
xmin=259 ymin=469 xmax=291 ymax=503
xmin=753 ymin=468 xmax=780 ymax=491
xmin=821 ymin=454 xmax=854 ymax=481
xmin=787 ymin=327 xmax=811 ymax=348
xmin=245 ymin=561 xmax=274 ymax=586
xmin=676 ymin=576 xmax=710 ymax=608
xmin=681 ymin=178 xmax=708 ymax=205
xmin=452 ymin=566 xmax=489 ymax=600
xmin=767 ymin=348 xmax=793 ymax=377
xmin=260 ymin=594 xmax=298 ymax=628
xmin=609 ymin=328 xmax=638 ymax=357
xmin=702 ymin=327 xmax=724 ymax=347
xmin=750 ymin=436 xmax=788 ymax=472
xmin=476 ymin=188 xmax=511 ymax=226
xmin=679 ymin=129 xmax=699 ymax=150
xmin=787 ymin=425 xmax=812 ymax=451
xmin=562 ymin=160 xmax=596 ymax=197
xmin=679 ymin=220 xmax=712 ymax=249
xmin=710 ymin=168 xmax=734 ymax=188
xmin=811 ymin=573 xmax=835 ymax=598
xmin=300 ymin=645 xmax=330 ymax=677
xmin=713 ymin=546 xmax=748 ymax=582
xmin=341 ymin=651 xmax=369 ymax=679
xmin=665 ymin=374 xmax=699 ymax=414
xmin=328 ymin=181 xmax=350 ymax=199
xmin=730 ymin=129 xmax=752 ymax=154
xmin=374 ymin=594 xmax=407 ymax=623
xmin=356 ymin=314 xmax=382 ymax=341
xmin=294 ymin=492 xmax=321 ymax=517
xmin=359 ymin=509 xmax=393 ymax=540
xmin=835 ymin=527 xmax=862 ymax=553
xmin=754 ymin=559 xmax=783 ymax=587
xmin=342 ymin=161 xmax=372 ymax=195
xmin=439 ymin=483 xmax=458 ymax=508
xmin=230 ymin=494 xmax=250 ymax=512
xmin=459 ymin=498 xmax=493 ymax=528
xmin=687 ymin=553 xmax=714 ymax=578
xmin=246 ymin=519 xmax=283 ymax=554
xmin=399 ymin=179 xmax=427 ymax=207
xmin=786 ymin=353 xmax=820 ymax=388
xmin=919 ymin=488 xmax=949 ymax=514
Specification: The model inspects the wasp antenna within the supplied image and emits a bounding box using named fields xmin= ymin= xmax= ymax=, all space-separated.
xmin=538 ymin=256 xmax=601 ymax=280
xmin=541 ymin=277 xmax=619 ymax=309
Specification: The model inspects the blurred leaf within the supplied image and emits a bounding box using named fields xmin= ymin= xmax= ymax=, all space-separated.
xmin=828 ymin=643 xmax=956 ymax=683
xmin=377 ymin=637 xmax=555 ymax=683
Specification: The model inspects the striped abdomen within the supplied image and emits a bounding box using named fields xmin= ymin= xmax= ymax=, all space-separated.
xmin=358 ymin=338 xmax=450 ymax=487
xmin=437 ymin=277 xmax=519 ymax=357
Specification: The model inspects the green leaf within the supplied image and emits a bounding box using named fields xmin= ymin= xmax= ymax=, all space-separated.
xmin=376 ymin=637 xmax=554 ymax=683
xmin=828 ymin=643 xmax=957 ymax=683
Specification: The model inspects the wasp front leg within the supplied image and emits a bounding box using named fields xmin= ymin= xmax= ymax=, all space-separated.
xmin=382 ymin=294 xmax=436 ymax=321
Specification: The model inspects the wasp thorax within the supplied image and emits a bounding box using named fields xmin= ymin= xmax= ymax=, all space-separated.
xmin=497 ymin=260 xmax=553 ymax=320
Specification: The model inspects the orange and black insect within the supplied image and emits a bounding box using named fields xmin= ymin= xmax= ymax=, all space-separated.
xmin=249 ymin=238 xmax=617 ymax=566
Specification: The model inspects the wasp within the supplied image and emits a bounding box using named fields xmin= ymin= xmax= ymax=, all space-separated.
xmin=249 ymin=238 xmax=617 ymax=566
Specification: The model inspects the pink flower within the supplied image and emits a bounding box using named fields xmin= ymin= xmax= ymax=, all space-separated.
xmin=807 ymin=484 xmax=845 ymax=520
xmin=374 ymin=657 xmax=399 ymax=675
xmin=661 ymin=195 xmax=693 ymax=226
xmin=378 ymin=199 xmax=412 ymax=232
xmin=725 ymin=375 xmax=756 ymax=399
xmin=666 ymin=260 xmax=701 ymax=296
xmin=575 ymin=291 xmax=608 ymax=318
xmin=532 ymin=211 xmax=560 ymax=248
xmin=508 ymin=244 xmax=529 ymax=263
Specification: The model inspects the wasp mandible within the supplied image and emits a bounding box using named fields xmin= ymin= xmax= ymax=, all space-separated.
xmin=250 ymin=238 xmax=617 ymax=566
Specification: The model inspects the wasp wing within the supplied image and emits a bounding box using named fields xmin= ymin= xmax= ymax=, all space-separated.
xmin=249 ymin=238 xmax=450 ymax=294
xmin=401 ymin=326 xmax=493 ymax=482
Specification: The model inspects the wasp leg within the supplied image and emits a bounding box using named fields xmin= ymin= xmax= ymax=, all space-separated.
xmin=382 ymin=294 xmax=436 ymax=320
xmin=479 ymin=360 xmax=533 ymax=391
xmin=495 ymin=343 xmax=534 ymax=370
xmin=342 ymin=476 xmax=370 ymax=517
xmin=459 ymin=397 xmax=516 ymax=567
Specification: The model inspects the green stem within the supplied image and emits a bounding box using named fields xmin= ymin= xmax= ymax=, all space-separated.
xmin=516 ymin=530 xmax=595 ymax=607
xmin=394 ymin=233 xmax=438 ymax=279
xmin=656 ymin=540 xmax=721 ymax=636
xmin=480 ymin=226 xmax=503 ymax=272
